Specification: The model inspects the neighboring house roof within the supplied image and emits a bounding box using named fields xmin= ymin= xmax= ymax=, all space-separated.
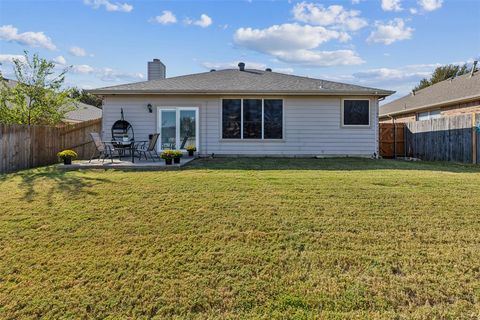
xmin=64 ymin=102 xmax=102 ymax=123
xmin=380 ymin=70 xmax=480 ymax=117
xmin=88 ymin=69 xmax=394 ymax=96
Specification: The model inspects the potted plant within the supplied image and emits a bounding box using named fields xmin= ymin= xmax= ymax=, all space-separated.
xmin=57 ymin=150 xmax=78 ymax=165
xmin=161 ymin=150 xmax=175 ymax=165
xmin=186 ymin=145 xmax=196 ymax=157
xmin=173 ymin=150 xmax=183 ymax=164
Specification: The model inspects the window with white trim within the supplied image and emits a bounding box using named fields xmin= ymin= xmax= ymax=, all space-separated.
xmin=342 ymin=100 xmax=370 ymax=126
xmin=222 ymin=99 xmax=283 ymax=139
xmin=417 ymin=110 xmax=441 ymax=121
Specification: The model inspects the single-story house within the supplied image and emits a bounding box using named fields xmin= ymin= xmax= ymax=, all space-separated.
xmin=89 ymin=59 xmax=394 ymax=157
xmin=380 ymin=66 xmax=480 ymax=123
xmin=2 ymin=78 xmax=102 ymax=124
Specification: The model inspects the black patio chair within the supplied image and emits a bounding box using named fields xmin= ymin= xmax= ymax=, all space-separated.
xmin=136 ymin=133 xmax=160 ymax=161
xmin=89 ymin=132 xmax=121 ymax=163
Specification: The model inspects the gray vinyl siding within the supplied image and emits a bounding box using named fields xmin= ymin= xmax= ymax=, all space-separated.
xmin=102 ymin=95 xmax=379 ymax=157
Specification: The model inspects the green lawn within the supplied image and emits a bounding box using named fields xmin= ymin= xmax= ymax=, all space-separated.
xmin=0 ymin=158 xmax=479 ymax=319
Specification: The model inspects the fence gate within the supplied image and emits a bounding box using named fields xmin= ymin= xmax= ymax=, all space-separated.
xmin=379 ymin=123 xmax=405 ymax=158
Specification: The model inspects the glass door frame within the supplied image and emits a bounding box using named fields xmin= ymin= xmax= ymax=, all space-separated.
xmin=157 ymin=107 xmax=199 ymax=151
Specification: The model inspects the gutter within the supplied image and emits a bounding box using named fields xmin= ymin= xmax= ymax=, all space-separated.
xmin=86 ymin=89 xmax=396 ymax=97
xmin=379 ymin=94 xmax=480 ymax=118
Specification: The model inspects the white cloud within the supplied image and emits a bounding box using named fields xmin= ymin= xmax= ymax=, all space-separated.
xmin=418 ymin=0 xmax=443 ymax=11
xmin=83 ymin=0 xmax=133 ymax=12
xmin=69 ymin=46 xmax=89 ymax=57
xmin=353 ymin=67 xmax=432 ymax=82
xmin=72 ymin=64 xmax=95 ymax=74
xmin=0 ymin=54 xmax=26 ymax=64
xmin=367 ymin=18 xmax=413 ymax=45
xmin=98 ymin=68 xmax=144 ymax=81
xmin=0 ymin=25 xmax=57 ymax=50
xmin=381 ymin=0 xmax=403 ymax=11
xmin=272 ymin=49 xmax=364 ymax=66
xmin=234 ymin=23 xmax=350 ymax=52
xmin=233 ymin=23 xmax=362 ymax=67
xmin=151 ymin=11 xmax=177 ymax=25
xmin=54 ymin=55 xmax=67 ymax=65
xmin=352 ymin=0 xmax=361 ymax=4
xmin=71 ymin=64 xmax=144 ymax=82
xmin=185 ymin=14 xmax=213 ymax=28
xmin=292 ymin=2 xmax=368 ymax=31
xmin=409 ymin=7 xmax=418 ymax=14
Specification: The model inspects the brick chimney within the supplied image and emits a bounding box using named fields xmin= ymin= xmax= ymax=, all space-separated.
xmin=148 ymin=59 xmax=166 ymax=81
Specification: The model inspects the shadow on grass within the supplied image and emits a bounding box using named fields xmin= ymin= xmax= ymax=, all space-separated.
xmin=0 ymin=167 xmax=111 ymax=203
xmin=183 ymin=157 xmax=480 ymax=173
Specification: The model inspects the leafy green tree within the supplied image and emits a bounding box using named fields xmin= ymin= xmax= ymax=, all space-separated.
xmin=70 ymin=87 xmax=103 ymax=108
xmin=413 ymin=64 xmax=471 ymax=91
xmin=0 ymin=51 xmax=75 ymax=125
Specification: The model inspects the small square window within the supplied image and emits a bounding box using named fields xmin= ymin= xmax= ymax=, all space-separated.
xmin=343 ymin=100 xmax=370 ymax=126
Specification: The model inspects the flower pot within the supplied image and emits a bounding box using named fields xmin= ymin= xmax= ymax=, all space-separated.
xmin=165 ymin=158 xmax=173 ymax=165
xmin=174 ymin=157 xmax=180 ymax=164
xmin=63 ymin=157 xmax=72 ymax=165
xmin=188 ymin=150 xmax=194 ymax=157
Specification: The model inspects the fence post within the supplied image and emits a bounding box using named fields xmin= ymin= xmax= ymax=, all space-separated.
xmin=473 ymin=113 xmax=477 ymax=164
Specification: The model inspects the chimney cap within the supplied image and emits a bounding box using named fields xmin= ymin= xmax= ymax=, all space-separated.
xmin=238 ymin=62 xmax=245 ymax=71
xmin=265 ymin=68 xmax=272 ymax=72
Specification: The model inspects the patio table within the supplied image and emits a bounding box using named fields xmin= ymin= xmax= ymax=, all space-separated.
xmin=109 ymin=140 xmax=148 ymax=163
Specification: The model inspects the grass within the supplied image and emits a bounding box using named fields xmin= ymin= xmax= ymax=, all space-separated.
xmin=0 ymin=158 xmax=479 ymax=319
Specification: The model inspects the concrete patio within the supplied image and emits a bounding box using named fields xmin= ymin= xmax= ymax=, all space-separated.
xmin=57 ymin=157 xmax=195 ymax=170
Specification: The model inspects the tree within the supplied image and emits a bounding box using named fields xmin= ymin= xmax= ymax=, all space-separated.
xmin=413 ymin=64 xmax=471 ymax=91
xmin=0 ymin=51 xmax=75 ymax=125
xmin=70 ymin=87 xmax=103 ymax=108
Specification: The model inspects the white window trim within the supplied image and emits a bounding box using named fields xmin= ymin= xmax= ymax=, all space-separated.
xmin=416 ymin=109 xmax=441 ymax=121
xmin=341 ymin=98 xmax=371 ymax=128
xmin=157 ymin=106 xmax=199 ymax=151
xmin=220 ymin=98 xmax=284 ymax=140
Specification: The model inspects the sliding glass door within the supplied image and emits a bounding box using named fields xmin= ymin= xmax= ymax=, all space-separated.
xmin=158 ymin=107 xmax=199 ymax=151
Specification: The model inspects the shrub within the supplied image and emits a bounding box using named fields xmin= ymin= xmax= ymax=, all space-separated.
xmin=186 ymin=145 xmax=196 ymax=152
xmin=57 ymin=150 xmax=78 ymax=160
xmin=173 ymin=150 xmax=183 ymax=158
xmin=160 ymin=150 xmax=176 ymax=160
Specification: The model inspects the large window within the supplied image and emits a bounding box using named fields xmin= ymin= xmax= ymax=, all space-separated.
xmin=222 ymin=99 xmax=283 ymax=139
xmin=342 ymin=99 xmax=370 ymax=126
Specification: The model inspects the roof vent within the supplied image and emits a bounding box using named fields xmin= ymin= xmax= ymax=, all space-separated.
xmin=238 ymin=62 xmax=245 ymax=71
xmin=471 ymin=60 xmax=478 ymax=77
xmin=265 ymin=68 xmax=272 ymax=72
xmin=210 ymin=69 xmax=216 ymax=72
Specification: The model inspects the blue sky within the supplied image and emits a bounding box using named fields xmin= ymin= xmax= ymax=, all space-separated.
xmin=0 ymin=0 xmax=479 ymax=102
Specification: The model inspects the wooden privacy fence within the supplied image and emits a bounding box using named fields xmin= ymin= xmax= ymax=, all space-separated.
xmin=380 ymin=113 xmax=480 ymax=163
xmin=0 ymin=119 xmax=101 ymax=173
xmin=405 ymin=113 xmax=478 ymax=163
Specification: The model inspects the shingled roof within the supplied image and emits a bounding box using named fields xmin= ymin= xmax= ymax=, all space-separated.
xmin=64 ymin=102 xmax=102 ymax=123
xmin=88 ymin=69 xmax=394 ymax=96
xmin=380 ymin=70 xmax=480 ymax=116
